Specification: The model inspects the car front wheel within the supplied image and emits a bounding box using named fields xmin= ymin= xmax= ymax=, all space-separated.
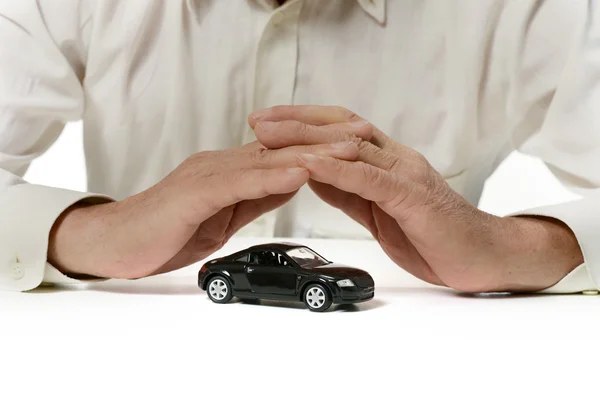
xmin=303 ymin=284 xmax=332 ymax=312
xmin=207 ymin=276 xmax=233 ymax=304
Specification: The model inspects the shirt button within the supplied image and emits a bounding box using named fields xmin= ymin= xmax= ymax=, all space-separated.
xmin=582 ymin=290 xmax=599 ymax=296
xmin=272 ymin=11 xmax=284 ymax=26
xmin=11 ymin=263 xmax=24 ymax=280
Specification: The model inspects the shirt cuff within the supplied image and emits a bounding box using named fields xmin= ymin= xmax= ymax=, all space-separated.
xmin=509 ymin=192 xmax=600 ymax=294
xmin=0 ymin=184 xmax=113 ymax=292
xmin=537 ymin=263 xmax=596 ymax=294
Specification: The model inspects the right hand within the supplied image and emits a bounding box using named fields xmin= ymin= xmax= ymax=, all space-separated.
xmin=48 ymin=141 xmax=359 ymax=279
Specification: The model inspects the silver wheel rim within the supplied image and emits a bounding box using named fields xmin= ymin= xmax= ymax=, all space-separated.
xmin=209 ymin=279 xmax=228 ymax=300
xmin=306 ymin=287 xmax=326 ymax=308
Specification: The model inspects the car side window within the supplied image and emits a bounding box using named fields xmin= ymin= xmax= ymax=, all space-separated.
xmin=249 ymin=252 xmax=264 ymax=265
xmin=235 ymin=254 xmax=249 ymax=263
xmin=276 ymin=253 xmax=289 ymax=266
xmin=249 ymin=251 xmax=285 ymax=267
xmin=264 ymin=251 xmax=279 ymax=266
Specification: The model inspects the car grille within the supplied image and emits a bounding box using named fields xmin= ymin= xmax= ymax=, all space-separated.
xmin=354 ymin=275 xmax=374 ymax=288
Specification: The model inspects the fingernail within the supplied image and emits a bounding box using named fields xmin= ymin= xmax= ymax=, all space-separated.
xmin=255 ymin=121 xmax=278 ymax=133
xmin=250 ymin=108 xmax=270 ymax=120
xmin=331 ymin=141 xmax=355 ymax=149
xmin=286 ymin=167 xmax=307 ymax=175
xmin=349 ymin=119 xmax=370 ymax=128
xmin=297 ymin=153 xmax=321 ymax=164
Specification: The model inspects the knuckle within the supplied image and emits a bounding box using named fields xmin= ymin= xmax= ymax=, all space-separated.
xmin=331 ymin=129 xmax=353 ymax=142
xmin=249 ymin=148 xmax=271 ymax=167
xmin=359 ymin=142 xmax=400 ymax=171
xmin=370 ymin=166 xmax=388 ymax=188
xmin=358 ymin=141 xmax=381 ymax=160
xmin=282 ymin=119 xmax=305 ymax=132
xmin=413 ymin=169 xmax=431 ymax=187
xmin=386 ymin=155 xmax=402 ymax=172
xmin=411 ymin=161 xmax=439 ymax=191
xmin=277 ymin=120 xmax=310 ymax=142
xmin=412 ymin=150 xmax=430 ymax=167
xmin=356 ymin=122 xmax=374 ymax=138
xmin=292 ymin=121 xmax=309 ymax=140
xmin=358 ymin=140 xmax=375 ymax=152
xmin=336 ymin=106 xmax=360 ymax=122
xmin=270 ymin=105 xmax=288 ymax=114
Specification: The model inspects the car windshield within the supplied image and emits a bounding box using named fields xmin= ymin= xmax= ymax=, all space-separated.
xmin=286 ymin=247 xmax=330 ymax=268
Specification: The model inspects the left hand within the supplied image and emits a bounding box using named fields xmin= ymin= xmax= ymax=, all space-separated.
xmin=248 ymin=106 xmax=584 ymax=293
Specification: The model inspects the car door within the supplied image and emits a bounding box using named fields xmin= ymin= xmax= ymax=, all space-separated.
xmin=246 ymin=250 xmax=298 ymax=296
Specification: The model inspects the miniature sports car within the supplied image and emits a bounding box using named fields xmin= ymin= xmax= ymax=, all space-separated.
xmin=198 ymin=242 xmax=375 ymax=312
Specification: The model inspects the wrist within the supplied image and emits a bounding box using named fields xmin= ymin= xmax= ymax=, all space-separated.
xmin=493 ymin=215 xmax=583 ymax=292
xmin=48 ymin=201 xmax=116 ymax=278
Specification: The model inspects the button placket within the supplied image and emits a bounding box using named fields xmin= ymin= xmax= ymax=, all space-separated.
xmin=248 ymin=0 xmax=303 ymax=141
xmin=240 ymin=0 xmax=303 ymax=237
xmin=271 ymin=11 xmax=285 ymax=26
xmin=244 ymin=2 xmax=303 ymax=142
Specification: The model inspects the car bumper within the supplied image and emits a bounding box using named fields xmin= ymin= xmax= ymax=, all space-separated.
xmin=197 ymin=272 xmax=208 ymax=290
xmin=334 ymin=286 xmax=375 ymax=304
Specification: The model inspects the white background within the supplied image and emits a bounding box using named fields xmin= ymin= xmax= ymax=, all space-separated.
xmin=5 ymin=123 xmax=595 ymax=399
xmin=2 ymin=237 xmax=599 ymax=399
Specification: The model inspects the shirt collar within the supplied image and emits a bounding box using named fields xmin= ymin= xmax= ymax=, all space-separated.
xmin=255 ymin=0 xmax=386 ymax=25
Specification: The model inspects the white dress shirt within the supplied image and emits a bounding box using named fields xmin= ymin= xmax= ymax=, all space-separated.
xmin=0 ymin=0 xmax=598 ymax=293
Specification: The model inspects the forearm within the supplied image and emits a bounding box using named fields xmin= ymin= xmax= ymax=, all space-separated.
xmin=47 ymin=191 xmax=177 ymax=280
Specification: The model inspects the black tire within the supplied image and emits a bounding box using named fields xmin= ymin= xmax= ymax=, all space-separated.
xmin=303 ymin=283 xmax=332 ymax=312
xmin=206 ymin=276 xmax=233 ymax=304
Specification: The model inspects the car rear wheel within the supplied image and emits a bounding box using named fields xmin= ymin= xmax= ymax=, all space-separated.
xmin=303 ymin=284 xmax=332 ymax=312
xmin=207 ymin=276 xmax=233 ymax=304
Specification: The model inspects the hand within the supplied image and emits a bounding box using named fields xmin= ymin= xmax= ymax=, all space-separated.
xmin=48 ymin=140 xmax=359 ymax=279
xmin=249 ymin=106 xmax=584 ymax=292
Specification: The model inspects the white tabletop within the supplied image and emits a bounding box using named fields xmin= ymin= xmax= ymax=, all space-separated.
xmin=1 ymin=237 xmax=598 ymax=399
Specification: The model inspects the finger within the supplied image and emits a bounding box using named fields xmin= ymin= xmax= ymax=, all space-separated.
xmin=251 ymin=106 xmax=393 ymax=150
xmin=249 ymin=105 xmax=361 ymax=127
xmin=200 ymin=167 xmax=309 ymax=218
xmin=355 ymin=141 xmax=424 ymax=173
xmin=245 ymin=141 xmax=360 ymax=169
xmin=296 ymin=154 xmax=413 ymax=206
xmin=200 ymin=141 xmax=359 ymax=175
xmin=254 ymin=120 xmax=373 ymax=149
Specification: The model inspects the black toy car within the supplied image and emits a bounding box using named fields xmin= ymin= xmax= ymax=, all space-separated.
xmin=198 ymin=242 xmax=375 ymax=312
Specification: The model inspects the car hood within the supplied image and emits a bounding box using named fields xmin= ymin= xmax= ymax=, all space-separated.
xmin=310 ymin=263 xmax=370 ymax=279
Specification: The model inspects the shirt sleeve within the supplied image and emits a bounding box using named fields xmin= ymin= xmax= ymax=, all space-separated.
xmin=495 ymin=1 xmax=600 ymax=293
xmin=0 ymin=0 xmax=113 ymax=292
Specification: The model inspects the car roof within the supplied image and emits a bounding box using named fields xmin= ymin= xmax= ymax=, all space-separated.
xmin=224 ymin=242 xmax=307 ymax=259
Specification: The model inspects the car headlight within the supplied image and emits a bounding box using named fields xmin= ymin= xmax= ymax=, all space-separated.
xmin=337 ymin=279 xmax=355 ymax=287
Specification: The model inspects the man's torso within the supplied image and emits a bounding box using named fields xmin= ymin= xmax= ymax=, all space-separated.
xmin=74 ymin=0 xmax=582 ymax=237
